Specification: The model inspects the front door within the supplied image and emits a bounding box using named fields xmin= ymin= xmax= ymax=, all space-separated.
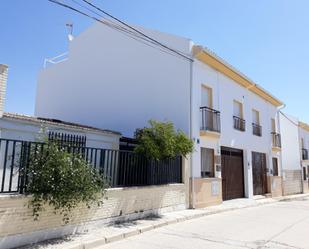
xmin=221 ymin=147 xmax=245 ymax=201
xmin=252 ymin=152 xmax=267 ymax=195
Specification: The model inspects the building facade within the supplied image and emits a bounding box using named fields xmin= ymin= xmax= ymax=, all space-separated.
xmin=35 ymin=23 xmax=286 ymax=207
xmin=299 ymin=122 xmax=309 ymax=193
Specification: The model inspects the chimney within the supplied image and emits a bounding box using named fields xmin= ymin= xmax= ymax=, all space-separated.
xmin=0 ymin=64 xmax=8 ymax=118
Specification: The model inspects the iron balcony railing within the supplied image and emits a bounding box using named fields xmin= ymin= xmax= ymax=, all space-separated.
xmin=200 ymin=106 xmax=221 ymax=133
xmin=271 ymin=132 xmax=281 ymax=148
xmin=302 ymin=148 xmax=309 ymax=160
xmin=252 ymin=123 xmax=262 ymax=137
xmin=0 ymin=139 xmax=183 ymax=194
xmin=233 ymin=116 xmax=246 ymax=131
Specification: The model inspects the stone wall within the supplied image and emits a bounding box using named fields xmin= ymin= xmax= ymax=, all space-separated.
xmin=282 ymin=170 xmax=302 ymax=195
xmin=0 ymin=184 xmax=185 ymax=249
xmin=190 ymin=178 xmax=222 ymax=208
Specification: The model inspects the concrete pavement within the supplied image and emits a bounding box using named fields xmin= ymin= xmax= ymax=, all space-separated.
xmin=99 ymin=198 xmax=309 ymax=249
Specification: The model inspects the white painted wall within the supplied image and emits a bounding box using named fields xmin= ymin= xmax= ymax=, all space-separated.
xmin=299 ymin=127 xmax=309 ymax=174
xmin=0 ymin=117 xmax=120 ymax=193
xmin=35 ymin=23 xmax=283 ymax=199
xmin=0 ymin=118 xmax=120 ymax=149
xmin=279 ymin=113 xmax=301 ymax=171
xmin=35 ymin=23 xmax=192 ymax=137
xmin=192 ymin=60 xmax=281 ymax=197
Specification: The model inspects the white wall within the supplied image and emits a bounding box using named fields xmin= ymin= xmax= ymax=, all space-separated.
xmin=35 ymin=23 xmax=192 ymax=137
xmin=299 ymin=127 xmax=309 ymax=173
xmin=279 ymin=113 xmax=301 ymax=171
xmin=0 ymin=118 xmax=120 ymax=149
xmin=192 ymin=60 xmax=281 ymax=197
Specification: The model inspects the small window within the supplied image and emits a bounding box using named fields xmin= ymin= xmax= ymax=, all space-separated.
xmin=201 ymin=85 xmax=213 ymax=108
xmin=303 ymin=167 xmax=307 ymax=181
xmin=252 ymin=109 xmax=260 ymax=125
xmin=272 ymin=157 xmax=279 ymax=176
xmin=271 ymin=118 xmax=276 ymax=133
xmin=252 ymin=109 xmax=262 ymax=136
xmin=301 ymin=138 xmax=305 ymax=148
xmin=233 ymin=100 xmax=243 ymax=119
xmin=201 ymin=148 xmax=215 ymax=178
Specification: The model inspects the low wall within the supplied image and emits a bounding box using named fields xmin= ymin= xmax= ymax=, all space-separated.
xmin=0 ymin=184 xmax=185 ymax=249
xmin=190 ymin=178 xmax=222 ymax=208
xmin=282 ymin=170 xmax=303 ymax=196
xmin=303 ymin=180 xmax=309 ymax=193
xmin=267 ymin=176 xmax=283 ymax=197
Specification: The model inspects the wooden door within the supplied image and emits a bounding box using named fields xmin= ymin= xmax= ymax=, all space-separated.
xmin=252 ymin=152 xmax=267 ymax=195
xmin=221 ymin=147 xmax=245 ymax=201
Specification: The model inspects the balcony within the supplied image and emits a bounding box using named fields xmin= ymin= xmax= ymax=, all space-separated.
xmin=252 ymin=123 xmax=262 ymax=137
xmin=302 ymin=148 xmax=309 ymax=161
xmin=233 ymin=116 xmax=246 ymax=131
xmin=200 ymin=106 xmax=221 ymax=136
xmin=271 ymin=132 xmax=281 ymax=150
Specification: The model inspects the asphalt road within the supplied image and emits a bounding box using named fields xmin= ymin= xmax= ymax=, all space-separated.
xmin=99 ymin=198 xmax=309 ymax=249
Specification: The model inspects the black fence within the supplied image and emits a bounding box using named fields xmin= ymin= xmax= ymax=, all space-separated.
xmin=200 ymin=106 xmax=221 ymax=133
xmin=0 ymin=139 xmax=182 ymax=194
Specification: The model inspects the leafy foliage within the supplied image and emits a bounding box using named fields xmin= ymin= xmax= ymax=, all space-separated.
xmin=25 ymin=142 xmax=108 ymax=223
xmin=134 ymin=120 xmax=194 ymax=160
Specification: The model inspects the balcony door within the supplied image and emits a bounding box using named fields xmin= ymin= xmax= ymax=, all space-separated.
xmin=201 ymin=85 xmax=212 ymax=108
xmin=201 ymin=86 xmax=213 ymax=130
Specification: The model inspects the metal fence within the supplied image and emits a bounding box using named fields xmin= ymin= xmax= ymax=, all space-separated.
xmin=200 ymin=106 xmax=221 ymax=133
xmin=0 ymin=139 xmax=183 ymax=194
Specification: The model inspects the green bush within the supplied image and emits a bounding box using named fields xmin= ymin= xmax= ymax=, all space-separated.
xmin=25 ymin=142 xmax=108 ymax=223
xmin=134 ymin=120 xmax=194 ymax=161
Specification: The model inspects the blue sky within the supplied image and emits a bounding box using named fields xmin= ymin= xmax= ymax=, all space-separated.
xmin=1 ymin=0 xmax=309 ymax=122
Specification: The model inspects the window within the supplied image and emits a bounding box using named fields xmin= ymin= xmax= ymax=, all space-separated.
xmin=233 ymin=100 xmax=245 ymax=131
xmin=252 ymin=109 xmax=262 ymax=136
xmin=303 ymin=167 xmax=307 ymax=181
xmin=272 ymin=157 xmax=279 ymax=176
xmin=271 ymin=118 xmax=276 ymax=133
xmin=301 ymin=138 xmax=305 ymax=148
xmin=201 ymin=148 xmax=215 ymax=178
xmin=201 ymin=85 xmax=213 ymax=108
xmin=233 ymin=100 xmax=243 ymax=118
xmin=252 ymin=109 xmax=260 ymax=125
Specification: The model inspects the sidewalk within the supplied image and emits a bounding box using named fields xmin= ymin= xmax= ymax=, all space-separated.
xmin=21 ymin=193 xmax=309 ymax=249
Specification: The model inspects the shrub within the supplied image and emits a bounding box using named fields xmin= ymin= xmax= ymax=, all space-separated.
xmin=134 ymin=120 xmax=194 ymax=161
xmin=25 ymin=142 xmax=108 ymax=223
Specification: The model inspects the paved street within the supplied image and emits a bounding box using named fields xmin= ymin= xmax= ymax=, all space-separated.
xmin=100 ymin=198 xmax=309 ymax=249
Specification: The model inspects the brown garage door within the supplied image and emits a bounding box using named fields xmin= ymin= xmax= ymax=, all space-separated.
xmin=252 ymin=152 xmax=267 ymax=195
xmin=221 ymin=147 xmax=245 ymax=201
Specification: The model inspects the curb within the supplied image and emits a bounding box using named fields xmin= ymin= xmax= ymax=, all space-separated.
xmin=54 ymin=194 xmax=309 ymax=249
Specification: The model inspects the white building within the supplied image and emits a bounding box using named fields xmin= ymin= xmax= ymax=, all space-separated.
xmin=0 ymin=64 xmax=121 ymax=193
xmin=35 ymin=23 xmax=284 ymax=207
xmin=299 ymin=121 xmax=309 ymax=193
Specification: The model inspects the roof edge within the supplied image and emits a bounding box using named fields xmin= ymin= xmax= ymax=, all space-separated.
xmin=2 ymin=112 xmax=122 ymax=136
xmin=299 ymin=121 xmax=309 ymax=132
xmin=192 ymin=45 xmax=284 ymax=107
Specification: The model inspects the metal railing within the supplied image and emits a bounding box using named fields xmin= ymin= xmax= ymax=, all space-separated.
xmin=302 ymin=148 xmax=309 ymax=160
xmin=271 ymin=132 xmax=281 ymax=148
xmin=233 ymin=116 xmax=246 ymax=131
xmin=200 ymin=106 xmax=221 ymax=133
xmin=252 ymin=123 xmax=262 ymax=137
xmin=0 ymin=139 xmax=183 ymax=194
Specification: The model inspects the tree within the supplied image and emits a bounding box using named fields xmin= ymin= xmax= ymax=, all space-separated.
xmin=134 ymin=120 xmax=194 ymax=161
xmin=25 ymin=142 xmax=108 ymax=223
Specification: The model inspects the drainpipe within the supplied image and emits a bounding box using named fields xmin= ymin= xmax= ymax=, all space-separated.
xmin=189 ymin=53 xmax=195 ymax=209
xmin=277 ymin=104 xmax=286 ymax=195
